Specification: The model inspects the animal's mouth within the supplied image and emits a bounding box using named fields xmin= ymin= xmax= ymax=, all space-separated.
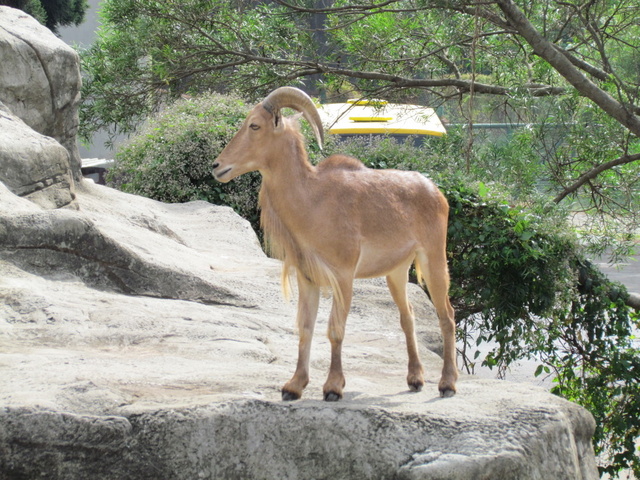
xmin=214 ymin=167 xmax=232 ymax=181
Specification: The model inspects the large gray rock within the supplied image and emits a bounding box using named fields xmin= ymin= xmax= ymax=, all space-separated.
xmin=0 ymin=181 xmax=598 ymax=479
xmin=0 ymin=101 xmax=75 ymax=209
xmin=0 ymin=6 xmax=82 ymax=182
xmin=1 ymin=385 xmax=596 ymax=480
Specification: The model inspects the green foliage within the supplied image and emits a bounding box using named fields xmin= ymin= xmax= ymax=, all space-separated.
xmin=450 ymin=179 xmax=640 ymax=480
xmin=78 ymin=0 xmax=316 ymax=141
xmin=532 ymin=95 xmax=640 ymax=260
xmin=2 ymin=0 xmax=88 ymax=32
xmin=549 ymin=262 xmax=640 ymax=478
xmin=76 ymin=0 xmax=640 ymax=262
xmin=40 ymin=0 xmax=88 ymax=32
xmin=312 ymin=128 xmax=546 ymax=201
xmin=2 ymin=0 xmax=47 ymax=23
xmin=443 ymin=181 xmax=575 ymax=325
xmin=107 ymin=92 xmax=261 ymax=230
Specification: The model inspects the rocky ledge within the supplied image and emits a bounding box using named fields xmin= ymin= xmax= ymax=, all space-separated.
xmin=0 ymin=182 xmax=598 ymax=480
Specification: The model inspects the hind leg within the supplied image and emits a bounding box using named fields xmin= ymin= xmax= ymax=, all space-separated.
xmin=417 ymin=248 xmax=458 ymax=397
xmin=387 ymin=264 xmax=424 ymax=392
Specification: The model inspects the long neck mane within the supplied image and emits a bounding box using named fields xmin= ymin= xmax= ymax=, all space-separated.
xmin=258 ymin=129 xmax=310 ymax=266
xmin=258 ymin=129 xmax=341 ymax=299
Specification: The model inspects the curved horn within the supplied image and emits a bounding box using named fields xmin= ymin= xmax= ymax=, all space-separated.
xmin=262 ymin=87 xmax=324 ymax=150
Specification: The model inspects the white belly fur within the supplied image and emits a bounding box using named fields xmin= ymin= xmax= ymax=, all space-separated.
xmin=354 ymin=241 xmax=417 ymax=279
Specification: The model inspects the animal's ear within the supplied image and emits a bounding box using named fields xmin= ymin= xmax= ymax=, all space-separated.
xmin=262 ymin=102 xmax=282 ymax=130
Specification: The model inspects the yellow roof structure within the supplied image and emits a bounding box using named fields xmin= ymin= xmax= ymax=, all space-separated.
xmin=318 ymin=100 xmax=447 ymax=137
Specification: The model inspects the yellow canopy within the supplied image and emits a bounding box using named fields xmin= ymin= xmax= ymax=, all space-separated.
xmin=318 ymin=102 xmax=447 ymax=137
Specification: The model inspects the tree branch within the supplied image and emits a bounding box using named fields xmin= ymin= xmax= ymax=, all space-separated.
xmin=553 ymin=152 xmax=640 ymax=204
xmin=553 ymin=45 xmax=610 ymax=82
xmin=496 ymin=0 xmax=640 ymax=137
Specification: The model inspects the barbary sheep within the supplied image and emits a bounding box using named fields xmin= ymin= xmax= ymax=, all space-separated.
xmin=213 ymin=87 xmax=457 ymax=401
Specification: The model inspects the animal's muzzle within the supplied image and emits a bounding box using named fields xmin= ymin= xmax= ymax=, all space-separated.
xmin=212 ymin=162 xmax=232 ymax=181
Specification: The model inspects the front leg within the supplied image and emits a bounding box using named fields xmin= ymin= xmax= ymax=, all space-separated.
xmin=323 ymin=279 xmax=353 ymax=402
xmin=282 ymin=272 xmax=320 ymax=401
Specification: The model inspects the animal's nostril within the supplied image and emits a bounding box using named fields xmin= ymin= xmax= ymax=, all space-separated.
xmin=212 ymin=162 xmax=220 ymax=169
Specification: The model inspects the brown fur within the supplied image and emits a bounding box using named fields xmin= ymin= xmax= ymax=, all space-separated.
xmin=213 ymin=96 xmax=458 ymax=401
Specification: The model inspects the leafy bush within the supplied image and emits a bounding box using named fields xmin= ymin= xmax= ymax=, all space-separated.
xmin=551 ymin=262 xmax=640 ymax=478
xmin=107 ymin=92 xmax=261 ymax=230
xmin=449 ymin=181 xmax=639 ymax=478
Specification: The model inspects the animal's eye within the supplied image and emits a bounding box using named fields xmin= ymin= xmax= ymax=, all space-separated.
xmin=249 ymin=123 xmax=260 ymax=131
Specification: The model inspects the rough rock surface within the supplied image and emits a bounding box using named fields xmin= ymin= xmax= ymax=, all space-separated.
xmin=0 ymin=6 xmax=82 ymax=182
xmin=0 ymin=181 xmax=599 ymax=480
xmin=0 ymin=101 xmax=75 ymax=209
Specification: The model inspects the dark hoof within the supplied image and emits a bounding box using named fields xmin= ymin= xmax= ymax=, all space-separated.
xmin=324 ymin=391 xmax=342 ymax=402
xmin=408 ymin=381 xmax=424 ymax=392
xmin=281 ymin=389 xmax=301 ymax=401
xmin=439 ymin=388 xmax=456 ymax=398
